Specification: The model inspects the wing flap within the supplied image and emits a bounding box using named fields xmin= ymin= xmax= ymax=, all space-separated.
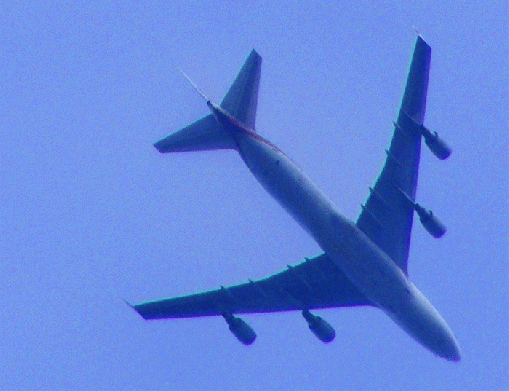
xmin=133 ymin=253 xmax=371 ymax=320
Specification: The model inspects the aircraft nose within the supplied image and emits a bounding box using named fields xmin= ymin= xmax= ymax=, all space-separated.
xmin=440 ymin=333 xmax=461 ymax=362
xmin=446 ymin=341 xmax=461 ymax=362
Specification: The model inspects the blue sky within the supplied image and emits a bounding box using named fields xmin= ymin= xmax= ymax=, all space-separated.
xmin=1 ymin=1 xmax=507 ymax=389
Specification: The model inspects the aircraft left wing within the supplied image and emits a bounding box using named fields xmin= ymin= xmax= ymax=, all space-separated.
xmin=133 ymin=253 xmax=371 ymax=320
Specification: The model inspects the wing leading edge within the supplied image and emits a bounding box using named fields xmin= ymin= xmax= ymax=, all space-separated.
xmin=356 ymin=36 xmax=431 ymax=274
xmin=133 ymin=253 xmax=371 ymax=320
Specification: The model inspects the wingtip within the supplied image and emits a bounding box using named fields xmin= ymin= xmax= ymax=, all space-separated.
xmin=412 ymin=27 xmax=430 ymax=48
xmin=153 ymin=140 xmax=165 ymax=153
xmin=124 ymin=299 xmax=148 ymax=319
xmin=249 ymin=48 xmax=262 ymax=61
xmin=123 ymin=298 xmax=135 ymax=309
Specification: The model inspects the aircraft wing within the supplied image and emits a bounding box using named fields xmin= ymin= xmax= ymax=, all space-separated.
xmin=220 ymin=49 xmax=262 ymax=130
xmin=133 ymin=253 xmax=371 ymax=320
xmin=356 ymin=36 xmax=431 ymax=274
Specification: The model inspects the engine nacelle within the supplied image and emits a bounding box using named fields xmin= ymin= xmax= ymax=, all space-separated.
xmin=222 ymin=313 xmax=256 ymax=345
xmin=420 ymin=126 xmax=452 ymax=160
xmin=302 ymin=310 xmax=335 ymax=343
xmin=414 ymin=204 xmax=447 ymax=238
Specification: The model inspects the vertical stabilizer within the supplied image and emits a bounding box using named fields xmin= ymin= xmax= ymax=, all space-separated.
xmin=220 ymin=50 xmax=262 ymax=130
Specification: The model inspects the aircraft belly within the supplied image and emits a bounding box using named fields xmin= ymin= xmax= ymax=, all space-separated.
xmin=324 ymin=215 xmax=407 ymax=307
xmin=238 ymin=135 xmax=406 ymax=306
xmin=238 ymin=134 xmax=334 ymax=241
xmin=236 ymin=133 xmax=459 ymax=360
xmin=238 ymin=134 xmax=406 ymax=301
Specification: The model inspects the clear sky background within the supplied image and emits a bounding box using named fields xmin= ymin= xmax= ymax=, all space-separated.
xmin=1 ymin=1 xmax=507 ymax=390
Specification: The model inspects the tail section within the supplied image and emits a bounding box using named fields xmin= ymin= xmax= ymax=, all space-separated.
xmin=154 ymin=49 xmax=262 ymax=153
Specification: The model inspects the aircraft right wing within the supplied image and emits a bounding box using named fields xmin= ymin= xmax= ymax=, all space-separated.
xmin=133 ymin=253 xmax=371 ymax=320
xmin=356 ymin=36 xmax=432 ymax=274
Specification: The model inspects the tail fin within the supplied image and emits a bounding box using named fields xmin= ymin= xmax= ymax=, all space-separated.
xmin=154 ymin=49 xmax=262 ymax=153
xmin=220 ymin=49 xmax=262 ymax=130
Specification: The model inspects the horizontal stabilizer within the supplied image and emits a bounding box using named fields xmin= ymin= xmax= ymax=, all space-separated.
xmin=154 ymin=114 xmax=236 ymax=153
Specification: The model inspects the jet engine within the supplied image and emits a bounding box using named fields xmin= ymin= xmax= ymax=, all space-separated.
xmin=397 ymin=111 xmax=451 ymax=160
xmin=420 ymin=126 xmax=451 ymax=160
xmin=302 ymin=310 xmax=335 ymax=343
xmin=222 ymin=313 xmax=256 ymax=345
xmin=414 ymin=203 xmax=447 ymax=238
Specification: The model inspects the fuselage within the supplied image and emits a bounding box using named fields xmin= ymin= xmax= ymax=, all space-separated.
xmin=210 ymin=103 xmax=460 ymax=361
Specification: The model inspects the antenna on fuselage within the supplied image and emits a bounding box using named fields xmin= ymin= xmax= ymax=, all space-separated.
xmin=176 ymin=66 xmax=211 ymax=104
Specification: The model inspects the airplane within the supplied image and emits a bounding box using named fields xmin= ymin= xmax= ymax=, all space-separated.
xmin=129 ymin=36 xmax=461 ymax=361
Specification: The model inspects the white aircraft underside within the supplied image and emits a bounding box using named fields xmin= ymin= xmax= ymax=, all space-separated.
xmin=131 ymin=36 xmax=460 ymax=361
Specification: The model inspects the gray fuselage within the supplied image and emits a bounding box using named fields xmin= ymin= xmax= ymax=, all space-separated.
xmin=211 ymin=103 xmax=460 ymax=361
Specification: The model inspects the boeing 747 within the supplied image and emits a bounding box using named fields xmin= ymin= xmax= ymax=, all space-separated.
xmin=130 ymin=36 xmax=460 ymax=361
